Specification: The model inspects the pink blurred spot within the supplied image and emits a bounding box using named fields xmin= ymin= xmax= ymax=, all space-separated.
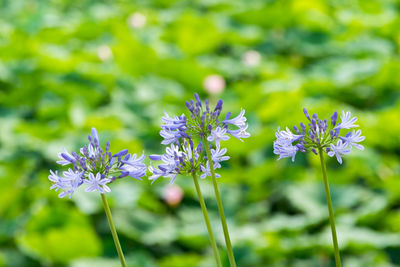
xmin=203 ymin=74 xmax=225 ymax=94
xmin=242 ymin=50 xmax=261 ymax=67
xmin=163 ymin=185 xmax=184 ymax=207
xmin=128 ymin=13 xmax=146 ymax=29
xmin=97 ymin=45 xmax=112 ymax=61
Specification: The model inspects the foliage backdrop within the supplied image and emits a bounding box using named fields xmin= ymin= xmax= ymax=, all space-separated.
xmin=1 ymin=0 xmax=400 ymax=266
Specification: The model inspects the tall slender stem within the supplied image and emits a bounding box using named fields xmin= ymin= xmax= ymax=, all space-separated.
xmin=318 ymin=148 xmax=342 ymax=267
xmin=191 ymin=172 xmax=223 ymax=267
xmin=203 ymin=138 xmax=237 ymax=267
xmin=101 ymin=193 xmax=127 ymax=267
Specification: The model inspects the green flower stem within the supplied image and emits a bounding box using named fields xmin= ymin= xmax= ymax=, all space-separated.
xmin=318 ymin=148 xmax=342 ymax=267
xmin=203 ymin=138 xmax=237 ymax=267
xmin=191 ymin=172 xmax=223 ymax=267
xmin=100 ymin=193 xmax=127 ymax=267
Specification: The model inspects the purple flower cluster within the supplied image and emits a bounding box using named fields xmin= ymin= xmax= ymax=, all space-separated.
xmin=49 ymin=128 xmax=146 ymax=198
xmin=274 ymin=109 xmax=365 ymax=164
xmin=149 ymin=93 xmax=249 ymax=183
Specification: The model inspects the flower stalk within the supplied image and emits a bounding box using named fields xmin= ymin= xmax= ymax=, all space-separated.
xmin=101 ymin=193 xmax=127 ymax=267
xmin=273 ymin=108 xmax=364 ymax=266
xmin=204 ymin=138 xmax=237 ymax=267
xmin=149 ymin=94 xmax=249 ymax=266
xmin=318 ymin=148 xmax=341 ymax=267
xmin=191 ymin=171 xmax=222 ymax=267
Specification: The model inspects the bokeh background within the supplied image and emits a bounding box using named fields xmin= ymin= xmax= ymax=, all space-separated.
xmin=1 ymin=0 xmax=400 ymax=266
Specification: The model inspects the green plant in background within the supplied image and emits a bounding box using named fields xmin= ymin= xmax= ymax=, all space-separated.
xmin=273 ymin=109 xmax=365 ymax=267
xmin=149 ymin=93 xmax=249 ymax=266
xmin=48 ymin=128 xmax=147 ymax=267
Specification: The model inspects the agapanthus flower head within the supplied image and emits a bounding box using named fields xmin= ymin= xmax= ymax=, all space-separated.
xmin=150 ymin=93 xmax=249 ymax=182
xmin=273 ymin=109 xmax=364 ymax=164
xmin=49 ymin=128 xmax=146 ymax=198
xmin=184 ymin=93 xmax=250 ymax=143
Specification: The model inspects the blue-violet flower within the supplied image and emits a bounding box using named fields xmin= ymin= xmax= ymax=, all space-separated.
xmin=273 ymin=109 xmax=364 ymax=164
xmin=49 ymin=128 xmax=146 ymax=198
xmin=149 ymin=93 xmax=249 ymax=183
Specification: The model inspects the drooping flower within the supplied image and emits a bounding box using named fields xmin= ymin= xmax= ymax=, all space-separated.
xmin=160 ymin=129 xmax=181 ymax=145
xmin=49 ymin=128 xmax=146 ymax=198
xmin=273 ymin=141 xmax=299 ymax=162
xmin=121 ymin=153 xmax=147 ymax=179
xmin=150 ymin=93 xmax=250 ymax=183
xmin=161 ymin=112 xmax=187 ymax=131
xmin=48 ymin=169 xmax=82 ymax=199
xmin=273 ymin=108 xmax=364 ymax=164
xmin=339 ymin=129 xmax=365 ymax=150
xmin=334 ymin=111 xmax=358 ymax=130
xmin=275 ymin=127 xmax=304 ymax=144
xmin=227 ymin=123 xmax=251 ymax=141
xmin=223 ymin=109 xmax=247 ymax=127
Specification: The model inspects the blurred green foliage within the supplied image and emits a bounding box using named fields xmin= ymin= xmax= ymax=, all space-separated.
xmin=1 ymin=0 xmax=400 ymax=266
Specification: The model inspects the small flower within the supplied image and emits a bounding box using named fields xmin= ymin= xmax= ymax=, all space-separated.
xmin=273 ymin=108 xmax=364 ymax=164
xmin=207 ymin=126 xmax=230 ymax=144
xmin=273 ymin=141 xmax=299 ymax=162
xmin=84 ymin=173 xmax=111 ymax=193
xmin=160 ymin=129 xmax=182 ymax=145
xmin=275 ymin=127 xmax=303 ymax=144
xmin=121 ymin=153 xmax=147 ymax=179
xmin=63 ymin=169 xmax=84 ymax=191
xmin=227 ymin=124 xmax=251 ymax=141
xmin=161 ymin=112 xmax=187 ymax=131
xmin=148 ymin=162 xmax=166 ymax=183
xmin=340 ymin=130 xmax=365 ymax=150
xmin=335 ymin=111 xmax=358 ymax=130
xmin=159 ymin=112 xmax=188 ymax=145
xmin=223 ymin=109 xmax=247 ymax=128
xmin=49 ymin=170 xmax=71 ymax=198
xmin=327 ymin=140 xmax=351 ymax=164
xmin=149 ymin=141 xmax=199 ymax=184
xmin=200 ymin=162 xmax=221 ymax=179
xmin=211 ymin=143 xmax=230 ymax=168
xmin=49 ymin=128 xmax=146 ymax=198
xmin=198 ymin=143 xmax=229 ymax=179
